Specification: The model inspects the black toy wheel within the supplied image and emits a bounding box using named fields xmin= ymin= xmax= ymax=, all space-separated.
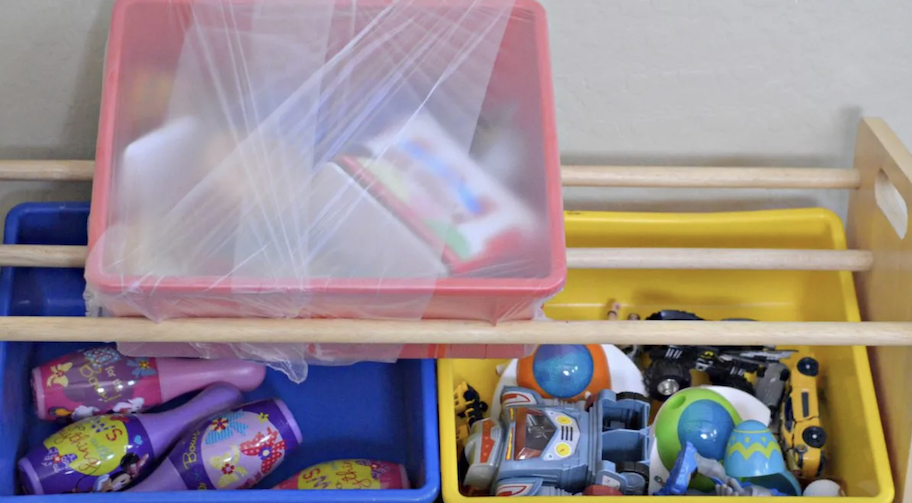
xmin=715 ymin=374 xmax=754 ymax=395
xmin=646 ymin=310 xmax=703 ymax=321
xmin=803 ymin=426 xmax=827 ymax=448
xmin=779 ymin=367 xmax=792 ymax=381
xmin=616 ymin=391 xmax=650 ymax=403
xmin=796 ymin=357 xmax=819 ymax=377
xmin=644 ymin=359 xmax=691 ymax=401
xmin=617 ymin=461 xmax=650 ymax=494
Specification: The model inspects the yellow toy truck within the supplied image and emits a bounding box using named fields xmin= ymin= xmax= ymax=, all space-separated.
xmin=779 ymin=355 xmax=827 ymax=479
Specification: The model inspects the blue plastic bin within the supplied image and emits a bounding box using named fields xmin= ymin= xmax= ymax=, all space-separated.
xmin=0 ymin=202 xmax=440 ymax=503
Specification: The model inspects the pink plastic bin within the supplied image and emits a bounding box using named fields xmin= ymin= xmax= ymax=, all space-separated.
xmin=88 ymin=0 xmax=566 ymax=356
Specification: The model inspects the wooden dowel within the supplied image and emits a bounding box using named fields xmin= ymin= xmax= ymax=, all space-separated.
xmin=0 ymin=245 xmax=874 ymax=271
xmin=0 ymin=160 xmax=94 ymax=181
xmin=561 ymin=166 xmax=861 ymax=189
xmin=567 ymin=248 xmax=874 ymax=271
xmin=0 ymin=245 xmax=87 ymax=268
xmin=0 ymin=318 xmax=908 ymax=345
xmin=0 ymin=160 xmax=860 ymax=189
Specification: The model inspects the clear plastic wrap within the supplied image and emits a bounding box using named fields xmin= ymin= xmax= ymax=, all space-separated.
xmin=87 ymin=0 xmax=566 ymax=378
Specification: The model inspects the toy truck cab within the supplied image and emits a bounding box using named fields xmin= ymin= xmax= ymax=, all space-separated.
xmin=641 ymin=310 xmax=795 ymax=401
xmin=463 ymin=386 xmax=651 ymax=496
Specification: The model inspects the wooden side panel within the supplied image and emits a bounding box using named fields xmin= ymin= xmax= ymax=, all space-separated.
xmin=848 ymin=118 xmax=912 ymax=503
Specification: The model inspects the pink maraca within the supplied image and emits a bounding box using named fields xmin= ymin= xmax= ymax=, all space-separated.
xmin=33 ymin=346 xmax=266 ymax=421
xmin=18 ymin=383 xmax=244 ymax=495
xmin=130 ymin=399 xmax=302 ymax=491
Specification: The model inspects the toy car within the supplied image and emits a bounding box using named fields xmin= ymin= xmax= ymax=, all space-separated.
xmin=641 ymin=310 xmax=795 ymax=401
xmin=463 ymin=386 xmax=651 ymax=496
xmin=779 ymin=356 xmax=826 ymax=479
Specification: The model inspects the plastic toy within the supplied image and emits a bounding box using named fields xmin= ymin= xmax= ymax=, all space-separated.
xmin=803 ymin=479 xmax=845 ymax=497
xmin=454 ymin=382 xmax=489 ymax=446
xmin=714 ymin=477 xmax=789 ymax=497
xmin=463 ymin=386 xmax=651 ymax=496
xmin=655 ymin=440 xmax=789 ymax=497
xmin=755 ymin=362 xmax=790 ymax=417
xmin=726 ymin=420 xmax=786 ymax=477
xmin=705 ymin=385 xmax=772 ymax=426
xmin=130 ymin=398 xmax=301 ymax=491
xmin=653 ymin=388 xmax=742 ymax=468
xmin=641 ymin=310 xmax=795 ymax=401
xmin=655 ymin=441 xmax=702 ymax=496
xmin=33 ymin=345 xmax=266 ymax=421
xmin=490 ymin=344 xmax=645 ymax=420
xmin=515 ymin=344 xmax=612 ymax=402
xmin=274 ymin=459 xmax=409 ymax=490
xmin=17 ymin=383 xmax=244 ymax=495
xmin=725 ymin=420 xmax=801 ymax=496
xmin=779 ymin=355 xmax=827 ymax=479
xmin=646 ymin=385 xmax=774 ymax=495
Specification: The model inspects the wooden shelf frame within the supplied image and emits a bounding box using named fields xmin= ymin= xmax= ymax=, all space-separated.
xmin=4 ymin=117 xmax=912 ymax=502
xmin=0 ymin=118 xmax=906 ymax=346
xmin=0 ymin=119 xmax=904 ymax=345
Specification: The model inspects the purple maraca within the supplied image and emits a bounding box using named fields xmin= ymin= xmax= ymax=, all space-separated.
xmin=17 ymin=383 xmax=244 ymax=495
xmin=130 ymin=399 xmax=301 ymax=491
xmin=33 ymin=345 xmax=265 ymax=421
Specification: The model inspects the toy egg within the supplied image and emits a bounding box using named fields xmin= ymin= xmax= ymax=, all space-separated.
xmin=803 ymin=479 xmax=845 ymax=497
xmin=654 ymin=388 xmax=742 ymax=469
xmin=516 ymin=345 xmax=611 ymax=401
xmin=724 ymin=420 xmax=784 ymax=477
xmin=724 ymin=419 xmax=801 ymax=496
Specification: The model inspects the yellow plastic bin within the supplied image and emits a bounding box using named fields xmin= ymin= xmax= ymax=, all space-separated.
xmin=438 ymin=208 xmax=893 ymax=503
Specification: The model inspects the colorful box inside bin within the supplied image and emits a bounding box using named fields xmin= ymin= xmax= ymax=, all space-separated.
xmin=86 ymin=0 xmax=564 ymax=330
xmin=438 ymin=209 xmax=893 ymax=503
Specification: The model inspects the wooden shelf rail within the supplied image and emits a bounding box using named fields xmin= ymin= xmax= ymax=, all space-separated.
xmin=0 ymin=318 xmax=908 ymax=346
xmin=0 ymin=160 xmax=860 ymax=189
xmin=0 ymin=245 xmax=875 ymax=271
xmin=561 ymin=165 xmax=861 ymax=189
xmin=0 ymin=160 xmax=94 ymax=181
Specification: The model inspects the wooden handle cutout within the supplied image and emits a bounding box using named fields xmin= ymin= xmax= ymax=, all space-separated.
xmin=875 ymin=168 xmax=909 ymax=239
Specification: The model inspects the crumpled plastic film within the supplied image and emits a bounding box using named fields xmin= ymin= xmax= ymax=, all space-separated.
xmin=87 ymin=0 xmax=561 ymax=379
xmin=114 ymin=341 xmax=411 ymax=383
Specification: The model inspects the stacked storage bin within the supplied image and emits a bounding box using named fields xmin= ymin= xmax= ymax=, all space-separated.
xmin=439 ymin=209 xmax=893 ymax=503
xmin=0 ymin=203 xmax=440 ymax=503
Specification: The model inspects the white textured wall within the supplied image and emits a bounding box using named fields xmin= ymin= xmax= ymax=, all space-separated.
xmin=0 ymin=0 xmax=109 ymax=218
xmin=1 ymin=0 xmax=911 ymax=221
xmin=547 ymin=0 xmax=912 ymax=216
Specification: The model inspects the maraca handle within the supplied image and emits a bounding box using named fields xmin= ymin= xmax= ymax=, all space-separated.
xmin=158 ymin=359 xmax=266 ymax=401
xmin=141 ymin=383 xmax=244 ymax=454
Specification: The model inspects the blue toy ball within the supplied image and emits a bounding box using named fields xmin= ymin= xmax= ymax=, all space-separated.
xmin=532 ymin=344 xmax=595 ymax=398
xmin=676 ymin=399 xmax=737 ymax=461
